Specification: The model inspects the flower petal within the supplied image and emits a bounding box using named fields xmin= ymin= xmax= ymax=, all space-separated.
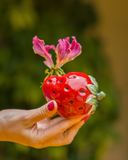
xmin=64 ymin=37 xmax=70 ymax=43
xmin=55 ymin=37 xmax=71 ymax=68
xmin=32 ymin=36 xmax=55 ymax=68
xmin=44 ymin=61 xmax=51 ymax=68
xmin=45 ymin=45 xmax=56 ymax=52
xmin=68 ymin=36 xmax=82 ymax=61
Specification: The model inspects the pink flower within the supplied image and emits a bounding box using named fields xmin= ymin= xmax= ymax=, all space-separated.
xmin=55 ymin=36 xmax=82 ymax=68
xmin=32 ymin=36 xmax=82 ymax=69
xmin=33 ymin=36 xmax=55 ymax=68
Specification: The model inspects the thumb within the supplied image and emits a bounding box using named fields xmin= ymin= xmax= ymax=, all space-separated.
xmin=29 ymin=100 xmax=58 ymax=124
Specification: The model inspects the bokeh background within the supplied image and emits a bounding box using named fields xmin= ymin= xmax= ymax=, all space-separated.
xmin=0 ymin=0 xmax=127 ymax=160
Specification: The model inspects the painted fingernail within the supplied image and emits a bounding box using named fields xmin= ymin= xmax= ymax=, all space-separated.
xmin=47 ymin=101 xmax=54 ymax=111
xmin=81 ymin=115 xmax=90 ymax=123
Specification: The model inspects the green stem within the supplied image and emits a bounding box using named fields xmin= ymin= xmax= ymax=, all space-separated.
xmin=59 ymin=68 xmax=65 ymax=75
xmin=44 ymin=67 xmax=66 ymax=81
xmin=55 ymin=70 xmax=62 ymax=76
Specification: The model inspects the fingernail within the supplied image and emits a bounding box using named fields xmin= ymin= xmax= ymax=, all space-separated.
xmin=47 ymin=101 xmax=54 ymax=111
xmin=81 ymin=115 xmax=90 ymax=123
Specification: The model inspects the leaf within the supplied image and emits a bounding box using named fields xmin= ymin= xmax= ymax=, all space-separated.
xmin=87 ymin=84 xmax=97 ymax=95
xmin=86 ymin=95 xmax=97 ymax=105
xmin=89 ymin=75 xmax=98 ymax=90
xmin=89 ymin=104 xmax=97 ymax=114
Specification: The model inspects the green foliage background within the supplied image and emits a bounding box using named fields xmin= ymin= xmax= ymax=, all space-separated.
xmin=0 ymin=0 xmax=118 ymax=160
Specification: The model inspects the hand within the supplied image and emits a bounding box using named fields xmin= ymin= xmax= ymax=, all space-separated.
xmin=0 ymin=101 xmax=87 ymax=148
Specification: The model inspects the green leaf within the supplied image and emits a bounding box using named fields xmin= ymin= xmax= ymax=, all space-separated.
xmin=87 ymin=84 xmax=97 ymax=95
xmin=89 ymin=75 xmax=98 ymax=90
xmin=86 ymin=95 xmax=97 ymax=105
xmin=89 ymin=104 xmax=97 ymax=114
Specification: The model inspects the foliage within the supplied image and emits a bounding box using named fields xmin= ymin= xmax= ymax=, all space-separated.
xmin=0 ymin=0 xmax=118 ymax=160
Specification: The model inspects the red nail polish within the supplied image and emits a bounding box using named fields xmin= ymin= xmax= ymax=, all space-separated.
xmin=81 ymin=115 xmax=90 ymax=123
xmin=47 ymin=101 xmax=54 ymax=111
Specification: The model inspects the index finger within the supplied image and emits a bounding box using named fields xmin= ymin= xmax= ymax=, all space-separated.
xmin=39 ymin=114 xmax=87 ymax=143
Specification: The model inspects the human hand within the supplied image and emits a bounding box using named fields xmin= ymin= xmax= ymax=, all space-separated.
xmin=0 ymin=101 xmax=87 ymax=148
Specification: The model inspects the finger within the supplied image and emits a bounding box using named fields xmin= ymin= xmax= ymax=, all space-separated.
xmin=81 ymin=114 xmax=91 ymax=123
xmin=49 ymin=112 xmax=58 ymax=118
xmin=28 ymin=101 xmax=58 ymax=124
xmin=49 ymin=116 xmax=66 ymax=126
xmin=36 ymin=117 xmax=67 ymax=131
xmin=36 ymin=116 xmax=66 ymax=129
xmin=42 ymin=121 xmax=84 ymax=147
xmin=40 ymin=114 xmax=86 ymax=143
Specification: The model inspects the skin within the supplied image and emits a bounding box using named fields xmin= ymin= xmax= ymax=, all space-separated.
xmin=0 ymin=100 xmax=86 ymax=148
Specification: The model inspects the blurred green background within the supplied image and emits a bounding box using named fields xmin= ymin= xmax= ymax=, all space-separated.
xmin=0 ymin=0 xmax=120 ymax=160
